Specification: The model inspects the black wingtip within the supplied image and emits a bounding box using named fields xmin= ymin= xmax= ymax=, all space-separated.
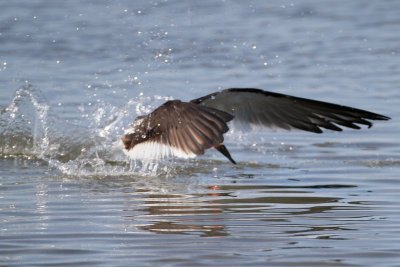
xmin=376 ymin=114 xmax=391 ymax=121
xmin=215 ymin=144 xmax=237 ymax=164
xmin=367 ymin=114 xmax=391 ymax=128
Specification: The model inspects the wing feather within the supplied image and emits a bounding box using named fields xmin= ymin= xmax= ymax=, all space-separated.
xmin=122 ymin=100 xmax=233 ymax=160
xmin=190 ymin=118 xmax=218 ymax=146
xmin=191 ymin=88 xmax=390 ymax=132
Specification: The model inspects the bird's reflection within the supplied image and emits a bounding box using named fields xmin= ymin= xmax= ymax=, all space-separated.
xmin=81 ymin=174 xmax=367 ymax=238
xmin=127 ymin=187 xmax=231 ymax=237
xmin=140 ymin=221 xmax=228 ymax=237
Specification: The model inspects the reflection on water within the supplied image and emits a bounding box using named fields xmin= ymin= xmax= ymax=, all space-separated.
xmin=74 ymin=174 xmax=364 ymax=239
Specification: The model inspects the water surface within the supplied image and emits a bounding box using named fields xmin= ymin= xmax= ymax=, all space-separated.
xmin=1 ymin=1 xmax=400 ymax=266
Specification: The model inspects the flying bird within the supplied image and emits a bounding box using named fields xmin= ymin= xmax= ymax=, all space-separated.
xmin=121 ymin=88 xmax=390 ymax=164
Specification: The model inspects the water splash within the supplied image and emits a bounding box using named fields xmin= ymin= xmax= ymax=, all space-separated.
xmin=0 ymin=86 xmax=50 ymax=158
xmin=0 ymin=86 xmax=179 ymax=177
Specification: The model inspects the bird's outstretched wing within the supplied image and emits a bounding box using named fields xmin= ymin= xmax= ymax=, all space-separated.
xmin=191 ymin=88 xmax=390 ymax=133
xmin=122 ymin=100 xmax=233 ymax=160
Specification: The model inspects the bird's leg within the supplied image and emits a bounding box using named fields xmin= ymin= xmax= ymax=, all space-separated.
xmin=214 ymin=144 xmax=236 ymax=164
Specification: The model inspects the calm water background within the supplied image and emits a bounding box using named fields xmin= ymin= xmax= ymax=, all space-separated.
xmin=1 ymin=1 xmax=400 ymax=266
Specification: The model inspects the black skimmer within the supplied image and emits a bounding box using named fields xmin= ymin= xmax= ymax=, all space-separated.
xmin=121 ymin=88 xmax=390 ymax=164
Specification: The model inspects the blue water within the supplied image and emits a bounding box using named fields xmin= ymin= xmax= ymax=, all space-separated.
xmin=1 ymin=1 xmax=400 ymax=266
